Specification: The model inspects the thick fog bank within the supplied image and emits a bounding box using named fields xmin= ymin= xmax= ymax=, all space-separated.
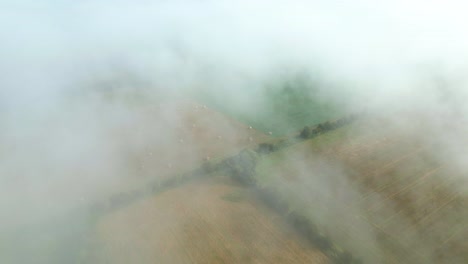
xmin=1 ymin=1 xmax=468 ymax=263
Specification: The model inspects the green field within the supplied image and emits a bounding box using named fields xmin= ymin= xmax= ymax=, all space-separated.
xmin=196 ymin=78 xmax=341 ymax=136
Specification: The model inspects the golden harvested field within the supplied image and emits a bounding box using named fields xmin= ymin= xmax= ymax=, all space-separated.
xmin=83 ymin=101 xmax=332 ymax=264
xmin=90 ymin=177 xmax=329 ymax=264
xmin=54 ymin=99 xmax=271 ymax=213
xmin=255 ymin=118 xmax=468 ymax=263
xmin=103 ymin=99 xmax=270 ymax=194
xmin=8 ymin=102 xmax=362 ymax=264
xmin=2 ymin=99 xmax=271 ymax=237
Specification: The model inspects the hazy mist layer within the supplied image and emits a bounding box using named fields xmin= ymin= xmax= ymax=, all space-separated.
xmin=1 ymin=1 xmax=468 ymax=263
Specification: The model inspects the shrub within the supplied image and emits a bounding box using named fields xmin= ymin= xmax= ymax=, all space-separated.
xmin=225 ymin=149 xmax=259 ymax=185
xmin=256 ymin=143 xmax=276 ymax=154
xmin=299 ymin=126 xmax=312 ymax=139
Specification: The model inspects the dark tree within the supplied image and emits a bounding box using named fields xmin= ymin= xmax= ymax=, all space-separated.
xmin=225 ymin=149 xmax=258 ymax=185
xmin=299 ymin=126 xmax=312 ymax=139
xmin=256 ymin=143 xmax=276 ymax=154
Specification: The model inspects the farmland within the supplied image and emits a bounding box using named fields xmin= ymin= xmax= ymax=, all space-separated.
xmin=6 ymin=2 xmax=468 ymax=264
xmin=4 ymin=98 xmax=343 ymax=264
xmin=254 ymin=117 xmax=468 ymax=263
xmin=4 ymin=99 xmax=467 ymax=264
xmin=94 ymin=99 xmax=271 ymax=197
xmin=90 ymin=177 xmax=329 ymax=264
xmin=196 ymin=77 xmax=341 ymax=136
xmin=1 ymin=99 xmax=272 ymax=264
xmin=82 ymin=97 xmax=337 ymax=264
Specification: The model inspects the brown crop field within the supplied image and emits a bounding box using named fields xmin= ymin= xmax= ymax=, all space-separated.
xmin=89 ymin=177 xmax=329 ymax=264
xmin=255 ymin=117 xmax=468 ymax=263
xmin=10 ymin=108 xmax=466 ymax=264
xmin=82 ymin=99 xmax=271 ymax=205
xmin=1 ymin=100 xmax=278 ymax=264
xmin=2 ymin=99 xmax=271 ymax=233
xmin=79 ymin=101 xmax=330 ymax=264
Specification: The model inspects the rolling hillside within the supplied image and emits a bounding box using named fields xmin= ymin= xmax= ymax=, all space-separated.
xmin=255 ymin=117 xmax=468 ymax=263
